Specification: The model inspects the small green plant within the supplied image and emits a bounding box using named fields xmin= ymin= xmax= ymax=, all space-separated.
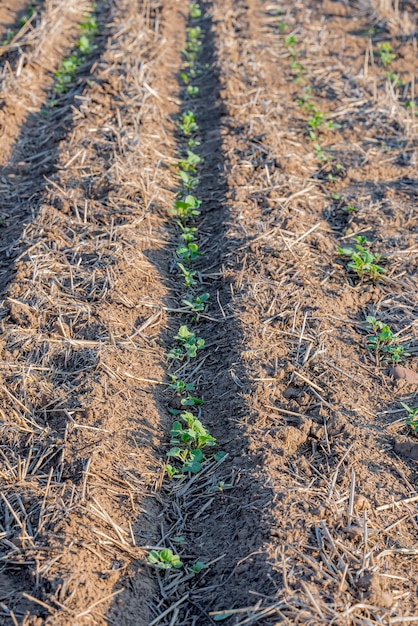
xmin=365 ymin=316 xmax=410 ymax=364
xmin=148 ymin=548 xmax=183 ymax=569
xmin=179 ymin=110 xmax=198 ymax=136
xmin=167 ymin=412 xmax=219 ymax=473
xmin=187 ymin=85 xmax=199 ymax=98
xmin=167 ymin=325 xmax=205 ymax=360
xmin=401 ymin=403 xmax=418 ymax=432
xmin=338 ymin=236 xmax=385 ymax=281
xmin=182 ymin=292 xmax=210 ymax=313
xmin=284 ymin=35 xmax=297 ymax=57
xmin=307 ymin=108 xmax=339 ymax=140
xmin=177 ymin=151 xmax=201 ymax=173
xmin=343 ymin=205 xmax=358 ymax=213
xmin=177 ymin=262 xmax=197 ymax=287
xmin=190 ymin=3 xmax=202 ymax=18
xmin=386 ymin=71 xmax=404 ymax=87
xmin=179 ymin=223 xmax=198 ymax=242
xmin=165 ymin=464 xmax=178 ymax=479
xmin=208 ymin=480 xmax=233 ymax=494
xmin=168 ymin=376 xmax=196 ymax=395
xmin=191 ymin=561 xmax=208 ymax=574
xmin=376 ymin=42 xmax=395 ymax=67
xmin=170 ymin=195 xmax=201 ymax=220
xmin=176 ymin=240 xmax=202 ymax=263
xmin=179 ymin=169 xmax=199 ymax=191
xmin=313 ymin=143 xmax=327 ymax=161
xmin=52 ymin=11 xmax=97 ymax=97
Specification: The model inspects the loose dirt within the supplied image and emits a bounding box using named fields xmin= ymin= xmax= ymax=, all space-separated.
xmin=0 ymin=0 xmax=417 ymax=624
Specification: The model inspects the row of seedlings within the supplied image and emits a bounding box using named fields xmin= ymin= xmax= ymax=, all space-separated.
xmin=277 ymin=15 xmax=418 ymax=431
xmin=147 ymin=1 xmax=227 ymax=583
xmin=47 ymin=5 xmax=99 ymax=108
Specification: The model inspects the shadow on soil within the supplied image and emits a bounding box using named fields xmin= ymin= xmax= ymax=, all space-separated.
xmin=107 ymin=3 xmax=277 ymax=625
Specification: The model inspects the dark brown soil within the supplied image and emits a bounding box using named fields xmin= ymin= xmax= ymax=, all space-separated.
xmin=0 ymin=0 xmax=417 ymax=624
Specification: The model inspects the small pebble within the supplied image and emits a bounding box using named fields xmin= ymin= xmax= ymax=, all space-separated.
xmin=389 ymin=366 xmax=418 ymax=384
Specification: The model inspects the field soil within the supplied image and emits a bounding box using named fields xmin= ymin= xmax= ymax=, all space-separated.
xmin=0 ymin=0 xmax=417 ymax=624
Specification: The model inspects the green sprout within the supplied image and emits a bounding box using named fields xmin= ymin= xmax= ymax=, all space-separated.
xmin=177 ymin=151 xmax=201 ymax=173
xmin=191 ymin=561 xmax=208 ymax=574
xmin=401 ymin=403 xmax=418 ymax=433
xmin=376 ymin=42 xmax=395 ymax=67
xmin=148 ymin=548 xmax=183 ymax=570
xmin=167 ymin=325 xmax=205 ymax=360
xmin=190 ymin=3 xmax=202 ymax=18
xmin=170 ymin=195 xmax=201 ymax=220
xmin=182 ymin=292 xmax=209 ymax=313
xmin=177 ymin=262 xmax=197 ymax=287
xmin=187 ymin=85 xmax=199 ymax=98
xmin=284 ymin=35 xmax=297 ymax=57
xmin=366 ymin=316 xmax=410 ymax=364
xmin=167 ymin=412 xmax=219 ymax=473
xmin=338 ymin=236 xmax=385 ymax=281
xmin=176 ymin=240 xmax=202 ymax=263
xmin=179 ymin=169 xmax=199 ymax=191
xmin=179 ymin=110 xmax=198 ymax=136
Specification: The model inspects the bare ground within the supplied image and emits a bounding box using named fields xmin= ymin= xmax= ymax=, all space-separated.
xmin=0 ymin=0 xmax=418 ymax=624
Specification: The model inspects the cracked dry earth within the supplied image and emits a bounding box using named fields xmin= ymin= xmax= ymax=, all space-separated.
xmin=0 ymin=0 xmax=418 ymax=624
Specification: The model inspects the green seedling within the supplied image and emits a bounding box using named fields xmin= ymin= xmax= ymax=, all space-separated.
xmin=179 ymin=169 xmax=199 ymax=191
xmin=181 ymin=394 xmax=204 ymax=407
xmin=170 ymin=195 xmax=201 ymax=220
xmin=284 ymin=35 xmax=297 ymax=57
xmin=376 ymin=42 xmax=395 ymax=67
xmin=277 ymin=21 xmax=288 ymax=32
xmin=80 ymin=15 xmax=98 ymax=33
xmin=187 ymin=26 xmax=202 ymax=40
xmin=176 ymin=241 xmax=202 ymax=263
xmin=181 ymin=72 xmax=190 ymax=85
xmin=148 ymin=549 xmax=183 ymax=570
xmin=179 ymin=224 xmax=198 ymax=242
xmin=172 ymin=536 xmax=186 ymax=545
xmin=190 ymin=3 xmax=202 ymax=18
xmin=167 ymin=411 xmax=220 ymax=473
xmin=168 ymin=376 xmax=196 ymax=394
xmin=191 ymin=561 xmax=208 ymax=574
xmin=77 ymin=34 xmax=95 ymax=54
xmin=208 ymin=480 xmax=233 ymax=494
xmin=165 ymin=463 xmax=178 ymax=479
xmin=177 ymin=262 xmax=197 ymax=287
xmin=401 ymin=403 xmax=418 ymax=432
xmin=296 ymin=88 xmax=313 ymax=110
xmin=313 ymin=143 xmax=327 ymax=161
xmin=53 ymin=13 xmax=97 ymax=96
xmin=343 ymin=205 xmax=358 ymax=213
xmin=365 ymin=316 xmax=410 ymax=364
xmin=170 ymin=412 xmax=215 ymax=450
xmin=386 ymin=71 xmax=404 ymax=87
xmin=167 ymin=446 xmax=204 ymax=473
xmin=307 ymin=108 xmax=338 ymax=140
xmin=20 ymin=6 xmax=35 ymax=26
xmin=167 ymin=325 xmax=205 ymax=360
xmin=338 ymin=236 xmax=385 ymax=281
xmin=187 ymin=85 xmax=199 ymax=98
xmin=182 ymin=292 xmax=209 ymax=313
xmin=177 ymin=150 xmax=201 ymax=172
xmin=179 ymin=110 xmax=198 ymax=136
